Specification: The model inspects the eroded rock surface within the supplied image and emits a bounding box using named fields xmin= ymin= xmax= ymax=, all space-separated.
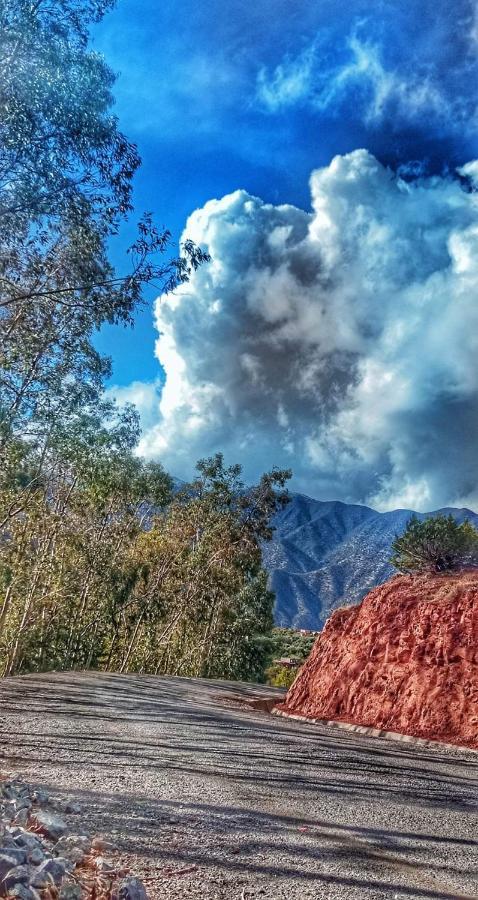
xmin=278 ymin=570 xmax=478 ymax=749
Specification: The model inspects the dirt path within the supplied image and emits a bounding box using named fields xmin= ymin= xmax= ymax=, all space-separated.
xmin=0 ymin=672 xmax=477 ymax=899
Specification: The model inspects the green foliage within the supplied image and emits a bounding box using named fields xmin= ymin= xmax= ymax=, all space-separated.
xmin=111 ymin=454 xmax=291 ymax=681
xmin=0 ymin=443 xmax=290 ymax=678
xmin=264 ymin=664 xmax=299 ymax=689
xmin=0 ymin=1 xmax=286 ymax=684
xmin=0 ymin=0 xmax=209 ymax=457
xmin=265 ymin=627 xmax=316 ymax=664
xmin=262 ymin=627 xmax=315 ymax=687
xmin=0 ymin=411 xmax=173 ymax=675
xmin=391 ymin=514 xmax=478 ymax=574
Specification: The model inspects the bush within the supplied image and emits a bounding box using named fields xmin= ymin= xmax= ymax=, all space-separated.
xmin=391 ymin=514 xmax=478 ymax=574
xmin=264 ymin=627 xmax=316 ymax=664
xmin=262 ymin=627 xmax=316 ymax=687
xmin=265 ymin=663 xmax=299 ymax=689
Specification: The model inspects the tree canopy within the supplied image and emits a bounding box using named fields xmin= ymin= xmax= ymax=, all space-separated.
xmin=0 ymin=0 xmax=209 ymax=457
xmin=391 ymin=514 xmax=478 ymax=574
xmin=0 ymin=450 xmax=290 ymax=679
xmin=0 ymin=0 xmax=289 ymax=685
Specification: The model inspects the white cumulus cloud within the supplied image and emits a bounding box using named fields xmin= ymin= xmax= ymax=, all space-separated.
xmin=114 ymin=150 xmax=478 ymax=511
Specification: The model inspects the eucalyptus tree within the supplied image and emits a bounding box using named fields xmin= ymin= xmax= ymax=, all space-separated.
xmin=0 ymin=0 xmax=208 ymax=459
xmin=113 ymin=455 xmax=291 ymax=681
xmin=0 ymin=0 xmax=209 ymax=675
xmin=0 ymin=401 xmax=172 ymax=675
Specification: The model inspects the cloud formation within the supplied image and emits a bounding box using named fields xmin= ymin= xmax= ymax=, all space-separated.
xmin=97 ymin=1 xmax=478 ymax=186
xmin=113 ymin=151 xmax=478 ymax=511
xmin=257 ymin=14 xmax=478 ymax=169
xmin=258 ymin=32 xmax=447 ymax=125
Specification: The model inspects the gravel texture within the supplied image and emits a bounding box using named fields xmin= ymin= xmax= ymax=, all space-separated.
xmin=0 ymin=775 xmax=148 ymax=898
xmin=0 ymin=671 xmax=477 ymax=900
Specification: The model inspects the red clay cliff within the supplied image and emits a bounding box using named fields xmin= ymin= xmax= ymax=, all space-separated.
xmin=277 ymin=570 xmax=478 ymax=749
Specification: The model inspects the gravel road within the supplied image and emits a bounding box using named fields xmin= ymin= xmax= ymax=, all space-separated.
xmin=0 ymin=672 xmax=477 ymax=900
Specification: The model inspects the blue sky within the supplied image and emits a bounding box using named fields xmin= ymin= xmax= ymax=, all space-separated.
xmin=92 ymin=0 xmax=478 ymax=509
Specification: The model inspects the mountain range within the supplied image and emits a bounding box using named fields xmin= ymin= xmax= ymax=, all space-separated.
xmin=262 ymin=496 xmax=478 ymax=629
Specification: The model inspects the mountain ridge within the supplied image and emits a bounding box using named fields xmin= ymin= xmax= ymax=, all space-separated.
xmin=263 ymin=495 xmax=478 ymax=629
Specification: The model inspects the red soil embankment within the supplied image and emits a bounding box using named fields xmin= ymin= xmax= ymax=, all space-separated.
xmin=278 ymin=571 xmax=478 ymax=749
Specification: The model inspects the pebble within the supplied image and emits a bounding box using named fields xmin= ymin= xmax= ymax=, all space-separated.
xmin=31 ymin=858 xmax=67 ymax=887
xmin=117 ymin=876 xmax=148 ymax=900
xmin=53 ymin=834 xmax=90 ymax=863
xmin=30 ymin=791 xmax=48 ymax=806
xmin=91 ymin=836 xmax=118 ymax=852
xmin=0 ymin=849 xmax=27 ymax=873
xmin=95 ymin=855 xmax=115 ymax=873
xmin=2 ymin=865 xmax=31 ymax=891
xmin=12 ymin=833 xmax=42 ymax=852
xmin=0 ymin=779 xmax=147 ymax=900
xmin=27 ymin=848 xmax=44 ymax=866
xmin=30 ymin=810 xmax=67 ymax=841
xmin=3 ymin=803 xmax=15 ymax=822
xmin=64 ymin=801 xmax=81 ymax=815
xmin=13 ymin=801 xmax=30 ymax=814
xmin=58 ymin=885 xmax=82 ymax=900
xmin=5 ymin=885 xmax=39 ymax=900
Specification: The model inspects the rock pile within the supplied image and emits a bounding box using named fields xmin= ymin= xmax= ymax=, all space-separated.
xmin=277 ymin=571 xmax=478 ymax=749
xmin=0 ymin=776 xmax=147 ymax=898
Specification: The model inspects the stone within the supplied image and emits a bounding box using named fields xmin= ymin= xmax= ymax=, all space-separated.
xmin=91 ymin=837 xmax=117 ymax=853
xmin=53 ymin=835 xmax=90 ymax=863
xmin=95 ymin=856 xmax=115 ymax=873
xmin=57 ymin=858 xmax=74 ymax=874
xmin=12 ymin=835 xmax=42 ymax=853
xmin=58 ymin=885 xmax=82 ymax=900
xmin=279 ymin=570 xmax=478 ymax=749
xmin=0 ymin=839 xmax=16 ymax=851
xmin=30 ymin=792 xmax=48 ymax=807
xmin=117 ymin=877 xmax=148 ymax=900
xmin=30 ymin=810 xmax=67 ymax=841
xmin=47 ymin=799 xmax=59 ymax=811
xmin=0 ymin=850 xmax=27 ymax=875
xmin=27 ymin=849 xmax=44 ymax=867
xmin=64 ymin=801 xmax=81 ymax=815
xmin=12 ymin=801 xmax=30 ymax=815
xmin=1 ymin=865 xmax=31 ymax=892
xmin=31 ymin=858 xmax=67 ymax=888
xmin=58 ymin=847 xmax=83 ymax=865
xmin=5 ymin=885 xmax=39 ymax=900
xmin=1 ymin=785 xmax=21 ymax=802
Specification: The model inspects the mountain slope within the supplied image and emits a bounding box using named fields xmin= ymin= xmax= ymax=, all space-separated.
xmin=263 ymin=496 xmax=478 ymax=628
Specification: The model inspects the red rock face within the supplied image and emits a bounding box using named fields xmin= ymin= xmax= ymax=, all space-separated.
xmin=278 ymin=571 xmax=478 ymax=749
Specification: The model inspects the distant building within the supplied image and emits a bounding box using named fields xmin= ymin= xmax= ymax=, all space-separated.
xmin=273 ymin=657 xmax=301 ymax=668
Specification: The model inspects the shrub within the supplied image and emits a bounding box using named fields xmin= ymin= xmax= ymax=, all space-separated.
xmin=265 ymin=663 xmax=299 ymax=689
xmin=391 ymin=514 xmax=478 ymax=574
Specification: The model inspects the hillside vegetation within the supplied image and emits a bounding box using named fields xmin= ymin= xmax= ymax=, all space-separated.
xmin=391 ymin=514 xmax=478 ymax=573
xmin=0 ymin=0 xmax=290 ymax=681
xmin=264 ymin=498 xmax=478 ymax=628
xmin=264 ymin=628 xmax=316 ymax=687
